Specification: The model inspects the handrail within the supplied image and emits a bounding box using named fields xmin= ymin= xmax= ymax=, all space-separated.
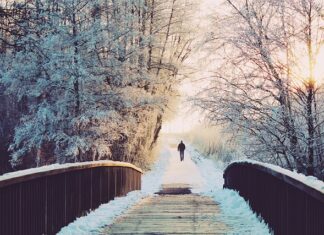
xmin=0 ymin=160 xmax=143 ymax=188
xmin=224 ymin=161 xmax=324 ymax=235
xmin=225 ymin=161 xmax=324 ymax=202
xmin=0 ymin=160 xmax=142 ymax=235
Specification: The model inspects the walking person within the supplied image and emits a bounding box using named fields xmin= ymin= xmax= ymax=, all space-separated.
xmin=177 ymin=140 xmax=186 ymax=161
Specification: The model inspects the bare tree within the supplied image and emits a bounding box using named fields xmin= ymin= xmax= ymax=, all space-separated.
xmin=195 ymin=0 xmax=324 ymax=178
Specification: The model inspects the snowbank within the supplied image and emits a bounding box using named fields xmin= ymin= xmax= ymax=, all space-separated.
xmin=57 ymin=191 xmax=146 ymax=234
xmin=231 ymin=159 xmax=324 ymax=194
xmin=57 ymin=147 xmax=171 ymax=235
xmin=188 ymin=147 xmax=271 ymax=235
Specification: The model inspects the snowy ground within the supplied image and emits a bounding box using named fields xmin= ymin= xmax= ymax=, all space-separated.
xmin=188 ymin=146 xmax=271 ymax=234
xmin=58 ymin=141 xmax=172 ymax=235
xmin=58 ymin=138 xmax=270 ymax=235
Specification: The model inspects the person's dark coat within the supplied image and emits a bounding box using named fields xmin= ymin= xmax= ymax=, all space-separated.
xmin=178 ymin=142 xmax=185 ymax=152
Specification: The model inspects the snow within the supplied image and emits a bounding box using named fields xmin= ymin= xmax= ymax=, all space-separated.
xmin=1 ymin=164 xmax=62 ymax=181
xmin=57 ymin=191 xmax=146 ymax=234
xmin=58 ymin=138 xmax=271 ymax=234
xmin=232 ymin=159 xmax=324 ymax=194
xmin=57 ymin=146 xmax=171 ymax=235
xmin=3 ymin=0 xmax=186 ymax=167
xmin=0 ymin=161 xmax=142 ymax=182
xmin=162 ymin=146 xmax=204 ymax=189
xmin=188 ymin=147 xmax=271 ymax=234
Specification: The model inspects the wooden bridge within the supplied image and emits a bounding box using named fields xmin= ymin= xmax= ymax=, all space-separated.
xmin=0 ymin=158 xmax=323 ymax=235
xmin=105 ymin=184 xmax=228 ymax=234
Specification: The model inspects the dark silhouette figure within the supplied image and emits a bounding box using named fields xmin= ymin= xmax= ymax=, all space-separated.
xmin=177 ymin=140 xmax=186 ymax=161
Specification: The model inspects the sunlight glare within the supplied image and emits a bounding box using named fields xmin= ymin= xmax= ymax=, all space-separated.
xmin=293 ymin=48 xmax=324 ymax=87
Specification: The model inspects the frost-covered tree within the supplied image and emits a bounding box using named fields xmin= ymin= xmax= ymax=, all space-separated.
xmin=0 ymin=0 xmax=195 ymax=171
xmin=195 ymin=0 xmax=324 ymax=178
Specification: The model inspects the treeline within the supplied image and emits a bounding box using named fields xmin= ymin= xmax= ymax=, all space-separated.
xmin=0 ymin=0 xmax=194 ymax=173
xmin=195 ymin=0 xmax=324 ymax=179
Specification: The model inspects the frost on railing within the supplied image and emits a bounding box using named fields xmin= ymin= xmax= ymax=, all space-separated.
xmin=0 ymin=161 xmax=142 ymax=235
xmin=224 ymin=160 xmax=324 ymax=235
xmin=227 ymin=160 xmax=324 ymax=193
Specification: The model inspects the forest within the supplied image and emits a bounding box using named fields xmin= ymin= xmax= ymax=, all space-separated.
xmin=0 ymin=0 xmax=195 ymax=173
xmin=194 ymin=0 xmax=324 ymax=179
xmin=1 ymin=0 xmax=324 ymax=181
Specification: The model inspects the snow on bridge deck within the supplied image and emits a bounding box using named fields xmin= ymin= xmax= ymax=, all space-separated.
xmin=100 ymin=139 xmax=269 ymax=234
xmin=58 ymin=138 xmax=270 ymax=234
xmin=104 ymin=185 xmax=228 ymax=234
xmin=103 ymin=141 xmax=228 ymax=234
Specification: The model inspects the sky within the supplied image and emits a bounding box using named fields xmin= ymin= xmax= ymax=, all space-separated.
xmin=161 ymin=0 xmax=221 ymax=134
xmin=162 ymin=0 xmax=324 ymax=134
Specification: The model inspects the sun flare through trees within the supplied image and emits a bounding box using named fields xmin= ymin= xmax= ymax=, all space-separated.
xmin=194 ymin=0 xmax=324 ymax=179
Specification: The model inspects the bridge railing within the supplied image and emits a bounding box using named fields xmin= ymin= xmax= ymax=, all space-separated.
xmin=223 ymin=161 xmax=324 ymax=235
xmin=0 ymin=161 xmax=142 ymax=235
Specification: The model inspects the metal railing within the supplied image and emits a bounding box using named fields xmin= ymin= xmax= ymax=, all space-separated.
xmin=223 ymin=161 xmax=324 ymax=235
xmin=0 ymin=161 xmax=142 ymax=235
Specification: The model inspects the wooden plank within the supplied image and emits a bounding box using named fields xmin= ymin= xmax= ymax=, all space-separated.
xmin=103 ymin=193 xmax=229 ymax=234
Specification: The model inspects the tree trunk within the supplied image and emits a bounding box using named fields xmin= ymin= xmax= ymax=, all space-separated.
xmin=156 ymin=0 xmax=176 ymax=76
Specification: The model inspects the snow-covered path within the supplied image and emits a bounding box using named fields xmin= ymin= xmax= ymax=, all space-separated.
xmin=58 ymin=138 xmax=271 ymax=234
xmin=161 ymin=145 xmax=204 ymax=190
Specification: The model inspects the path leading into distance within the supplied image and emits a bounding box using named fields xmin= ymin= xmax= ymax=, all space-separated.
xmin=102 ymin=143 xmax=229 ymax=234
xmin=58 ymin=138 xmax=270 ymax=234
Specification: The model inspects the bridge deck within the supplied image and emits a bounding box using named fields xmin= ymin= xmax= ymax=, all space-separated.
xmin=103 ymin=185 xmax=228 ymax=234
